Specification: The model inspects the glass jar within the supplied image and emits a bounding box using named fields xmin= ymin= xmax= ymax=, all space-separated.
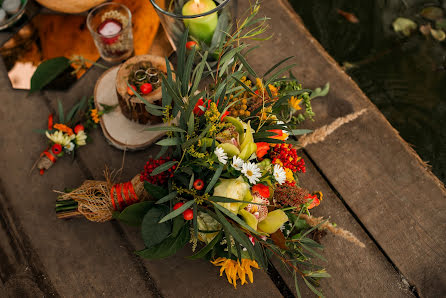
xmin=87 ymin=2 xmax=134 ymax=63
xmin=149 ymin=0 xmax=237 ymax=52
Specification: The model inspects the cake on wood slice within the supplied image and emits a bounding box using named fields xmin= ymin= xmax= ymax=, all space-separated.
xmin=116 ymin=55 xmax=173 ymax=125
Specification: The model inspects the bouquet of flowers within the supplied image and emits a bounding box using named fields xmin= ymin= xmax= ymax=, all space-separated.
xmin=56 ymin=3 xmax=363 ymax=295
xmin=33 ymin=97 xmax=115 ymax=175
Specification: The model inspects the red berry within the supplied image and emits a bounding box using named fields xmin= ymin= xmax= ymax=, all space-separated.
xmin=173 ymin=202 xmax=184 ymax=210
xmin=186 ymin=41 xmax=198 ymax=50
xmin=74 ymin=124 xmax=84 ymax=134
xmin=140 ymin=83 xmax=153 ymax=95
xmin=183 ymin=209 xmax=193 ymax=221
xmin=127 ymin=85 xmax=136 ymax=95
xmin=193 ymin=179 xmax=204 ymax=190
xmin=51 ymin=144 xmax=62 ymax=155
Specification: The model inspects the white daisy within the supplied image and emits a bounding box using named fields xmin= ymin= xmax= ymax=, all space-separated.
xmin=75 ymin=131 xmax=87 ymax=146
xmin=273 ymin=164 xmax=286 ymax=185
xmin=241 ymin=162 xmax=262 ymax=184
xmin=214 ymin=147 xmax=228 ymax=164
xmin=231 ymin=156 xmax=244 ymax=171
xmin=65 ymin=142 xmax=75 ymax=152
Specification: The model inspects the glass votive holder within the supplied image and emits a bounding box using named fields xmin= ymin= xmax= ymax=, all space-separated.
xmin=87 ymin=2 xmax=134 ymax=63
xmin=149 ymin=0 xmax=237 ymax=53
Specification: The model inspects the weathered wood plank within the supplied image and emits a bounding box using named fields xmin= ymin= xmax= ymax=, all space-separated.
xmin=240 ymin=1 xmax=446 ymax=296
xmin=43 ymin=62 xmax=283 ymax=297
xmin=0 ymin=64 xmax=161 ymax=297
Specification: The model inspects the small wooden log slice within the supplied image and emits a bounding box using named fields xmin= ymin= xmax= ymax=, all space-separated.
xmin=94 ymin=66 xmax=169 ymax=150
xmin=115 ymin=54 xmax=174 ymax=125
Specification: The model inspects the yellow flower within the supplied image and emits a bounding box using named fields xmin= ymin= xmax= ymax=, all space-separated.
xmin=285 ymin=167 xmax=295 ymax=183
xmin=211 ymin=258 xmax=260 ymax=288
xmin=289 ymin=96 xmax=302 ymax=111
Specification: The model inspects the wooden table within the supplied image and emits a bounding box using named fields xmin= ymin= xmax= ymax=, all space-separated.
xmin=0 ymin=1 xmax=444 ymax=297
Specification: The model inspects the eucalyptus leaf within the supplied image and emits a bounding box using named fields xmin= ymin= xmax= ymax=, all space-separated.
xmin=159 ymin=200 xmax=194 ymax=223
xmin=144 ymin=182 xmax=168 ymax=200
xmin=116 ymin=201 xmax=154 ymax=226
xmin=150 ymin=160 xmax=178 ymax=176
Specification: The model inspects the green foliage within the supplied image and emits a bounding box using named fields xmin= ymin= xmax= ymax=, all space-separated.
xmin=116 ymin=201 xmax=153 ymax=226
xmin=143 ymin=182 xmax=168 ymax=200
xmin=141 ymin=205 xmax=171 ymax=248
xmin=136 ymin=222 xmax=190 ymax=259
xmin=30 ymin=57 xmax=71 ymax=93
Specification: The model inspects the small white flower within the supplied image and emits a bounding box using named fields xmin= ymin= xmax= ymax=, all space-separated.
xmin=46 ymin=130 xmax=75 ymax=147
xmin=214 ymin=147 xmax=228 ymax=164
xmin=75 ymin=131 xmax=87 ymax=146
xmin=241 ymin=162 xmax=262 ymax=184
xmin=231 ymin=156 xmax=244 ymax=171
xmin=65 ymin=142 xmax=75 ymax=152
xmin=273 ymin=164 xmax=286 ymax=185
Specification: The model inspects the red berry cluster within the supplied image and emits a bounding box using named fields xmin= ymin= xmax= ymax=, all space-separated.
xmin=270 ymin=144 xmax=305 ymax=173
xmin=140 ymin=157 xmax=176 ymax=185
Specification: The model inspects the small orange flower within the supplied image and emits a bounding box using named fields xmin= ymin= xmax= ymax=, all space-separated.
xmin=307 ymin=192 xmax=323 ymax=209
xmin=255 ymin=142 xmax=270 ymax=159
xmin=91 ymin=109 xmax=100 ymax=123
xmin=53 ymin=123 xmax=74 ymax=135
xmin=252 ymin=183 xmax=270 ymax=198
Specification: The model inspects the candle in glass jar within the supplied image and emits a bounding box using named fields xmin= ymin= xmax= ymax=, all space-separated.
xmin=98 ymin=19 xmax=122 ymax=45
xmin=182 ymin=0 xmax=218 ymax=44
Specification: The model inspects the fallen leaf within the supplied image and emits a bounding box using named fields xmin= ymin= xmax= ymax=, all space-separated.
xmin=393 ymin=17 xmax=417 ymax=36
xmin=337 ymin=9 xmax=359 ymax=23
xmin=420 ymin=6 xmax=444 ymax=21
xmin=430 ymin=28 xmax=446 ymax=41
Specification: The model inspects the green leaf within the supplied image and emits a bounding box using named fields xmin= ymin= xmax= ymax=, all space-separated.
xmin=159 ymin=200 xmax=194 ymax=223
xmin=58 ymin=100 xmax=64 ymax=123
xmin=66 ymin=101 xmax=80 ymax=123
xmin=182 ymin=45 xmax=197 ymax=95
xmin=145 ymin=126 xmax=186 ymax=133
xmin=235 ymin=52 xmax=257 ymax=78
xmin=303 ymin=277 xmax=324 ymax=297
xmin=172 ymin=215 xmax=185 ymax=237
xmin=151 ymin=160 xmax=178 ymax=176
xmin=190 ymin=51 xmax=208 ymax=96
xmin=263 ymin=56 xmax=294 ymax=77
xmin=310 ymin=83 xmax=330 ymax=99
xmin=116 ymin=201 xmax=154 ymax=226
xmin=188 ymin=231 xmax=222 ymax=259
xmin=266 ymin=63 xmax=297 ymax=85
xmin=141 ymin=205 xmax=171 ymax=248
xmin=209 ymin=196 xmax=267 ymax=206
xmin=156 ymin=191 xmax=178 ymax=204
xmin=136 ymin=223 xmax=190 ymax=259
xmin=30 ymin=57 xmax=71 ymax=93
xmin=205 ymin=164 xmax=223 ymax=193
xmin=156 ymin=138 xmax=181 ymax=147
xmin=294 ymin=273 xmax=302 ymax=298
xmin=212 ymin=203 xmax=259 ymax=235
xmin=144 ymin=182 xmax=168 ymax=200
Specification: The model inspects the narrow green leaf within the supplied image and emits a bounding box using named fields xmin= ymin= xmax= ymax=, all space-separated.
xmin=266 ymin=63 xmax=297 ymax=85
xmin=208 ymin=196 xmax=268 ymax=206
xmin=263 ymin=56 xmax=294 ymax=77
xmin=66 ymin=101 xmax=80 ymax=123
xmin=291 ymin=129 xmax=312 ymax=136
xmin=235 ymin=52 xmax=257 ymax=78
xmin=303 ymin=277 xmax=324 ymax=297
xmin=145 ymin=126 xmax=186 ymax=133
xmin=159 ymin=200 xmax=194 ymax=223
xmin=155 ymin=191 xmax=178 ymax=204
xmin=205 ymin=164 xmax=223 ymax=193
xmin=155 ymin=138 xmax=181 ymax=146
xmin=212 ymin=203 xmax=259 ymax=235
xmin=182 ymin=46 xmax=197 ymax=95
xmin=188 ymin=231 xmax=222 ymax=259
xmin=190 ymin=51 xmax=208 ymax=96
xmin=58 ymin=100 xmax=64 ymax=123
xmin=151 ymin=160 xmax=178 ymax=176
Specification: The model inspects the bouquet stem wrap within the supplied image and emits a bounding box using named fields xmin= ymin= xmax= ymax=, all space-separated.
xmin=56 ymin=173 xmax=147 ymax=222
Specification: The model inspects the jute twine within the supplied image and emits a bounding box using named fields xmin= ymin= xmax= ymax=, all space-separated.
xmin=58 ymin=174 xmax=147 ymax=222
xmin=298 ymin=108 xmax=368 ymax=148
